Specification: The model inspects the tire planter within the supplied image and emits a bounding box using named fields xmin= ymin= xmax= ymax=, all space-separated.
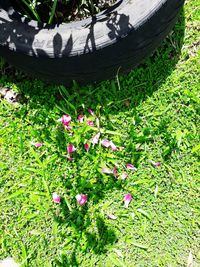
xmin=0 ymin=0 xmax=184 ymax=85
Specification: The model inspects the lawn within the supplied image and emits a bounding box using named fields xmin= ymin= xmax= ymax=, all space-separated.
xmin=0 ymin=0 xmax=200 ymax=266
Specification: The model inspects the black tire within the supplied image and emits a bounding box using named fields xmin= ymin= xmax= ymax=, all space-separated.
xmin=0 ymin=0 xmax=184 ymax=85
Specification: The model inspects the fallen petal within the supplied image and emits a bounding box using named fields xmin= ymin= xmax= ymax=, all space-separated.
xmin=76 ymin=194 xmax=87 ymax=206
xmin=124 ymin=193 xmax=132 ymax=208
xmin=67 ymin=156 xmax=74 ymax=161
xmin=126 ymin=163 xmax=137 ymax=170
xmin=77 ymin=115 xmax=84 ymax=123
xmin=59 ymin=114 xmax=71 ymax=126
xmin=67 ymin=144 xmax=76 ymax=154
xmin=84 ymin=143 xmax=90 ymax=152
xmin=88 ymin=108 xmax=94 ymax=116
xmin=121 ymin=172 xmax=128 ymax=180
xmin=52 ymin=192 xmax=61 ymax=204
xmin=91 ymin=132 xmax=100 ymax=145
xmin=101 ymin=139 xmax=111 ymax=148
xmin=86 ymin=120 xmax=94 ymax=126
xmin=107 ymin=213 xmax=117 ymax=220
xmin=31 ymin=142 xmax=43 ymax=148
xmin=102 ymin=167 xmax=113 ymax=174
xmin=110 ymin=141 xmax=117 ymax=151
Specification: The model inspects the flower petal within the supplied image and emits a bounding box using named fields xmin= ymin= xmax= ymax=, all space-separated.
xmin=102 ymin=167 xmax=113 ymax=174
xmin=101 ymin=139 xmax=111 ymax=148
xmin=59 ymin=114 xmax=71 ymax=126
xmin=126 ymin=163 xmax=137 ymax=170
xmin=86 ymin=120 xmax=94 ymax=126
xmin=31 ymin=142 xmax=43 ymax=148
xmin=52 ymin=192 xmax=61 ymax=204
xmin=88 ymin=108 xmax=94 ymax=116
xmin=110 ymin=141 xmax=117 ymax=151
xmin=67 ymin=156 xmax=74 ymax=161
xmin=76 ymin=194 xmax=88 ymax=206
xmin=124 ymin=193 xmax=132 ymax=208
xmin=91 ymin=132 xmax=100 ymax=145
xmin=77 ymin=115 xmax=84 ymax=123
xmin=107 ymin=214 xmax=117 ymax=220
xmin=121 ymin=172 xmax=128 ymax=180
xmin=84 ymin=143 xmax=90 ymax=152
xmin=67 ymin=144 xmax=76 ymax=154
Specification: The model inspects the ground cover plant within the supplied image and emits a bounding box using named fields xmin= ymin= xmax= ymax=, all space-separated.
xmin=12 ymin=0 xmax=114 ymax=24
xmin=0 ymin=0 xmax=200 ymax=266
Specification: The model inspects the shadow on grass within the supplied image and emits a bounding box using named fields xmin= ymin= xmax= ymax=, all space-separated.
xmin=1 ymin=8 xmax=185 ymax=112
xmin=0 ymin=9 xmax=186 ymax=266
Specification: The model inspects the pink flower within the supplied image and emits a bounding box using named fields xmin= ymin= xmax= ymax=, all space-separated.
xmin=91 ymin=132 xmax=100 ymax=145
xmin=52 ymin=192 xmax=61 ymax=204
xmin=77 ymin=115 xmax=84 ymax=123
xmin=124 ymin=193 xmax=132 ymax=208
xmin=110 ymin=141 xmax=117 ymax=151
xmin=32 ymin=142 xmax=43 ymax=148
xmin=126 ymin=163 xmax=137 ymax=170
xmin=67 ymin=144 xmax=76 ymax=154
xmin=102 ymin=168 xmax=113 ymax=174
xmin=59 ymin=114 xmax=71 ymax=126
xmin=86 ymin=120 xmax=94 ymax=126
xmin=121 ymin=172 xmax=128 ymax=180
xmin=88 ymin=108 xmax=94 ymax=116
xmin=84 ymin=143 xmax=90 ymax=152
xmin=76 ymin=194 xmax=87 ymax=206
xmin=101 ymin=139 xmax=111 ymax=148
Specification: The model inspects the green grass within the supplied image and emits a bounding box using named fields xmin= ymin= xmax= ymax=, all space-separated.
xmin=0 ymin=1 xmax=200 ymax=266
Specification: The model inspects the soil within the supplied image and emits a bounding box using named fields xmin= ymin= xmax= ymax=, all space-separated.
xmin=10 ymin=0 xmax=116 ymax=24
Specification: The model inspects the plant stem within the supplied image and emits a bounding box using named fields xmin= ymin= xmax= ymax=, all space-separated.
xmin=21 ymin=0 xmax=41 ymax=22
xmin=48 ymin=0 xmax=58 ymax=24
